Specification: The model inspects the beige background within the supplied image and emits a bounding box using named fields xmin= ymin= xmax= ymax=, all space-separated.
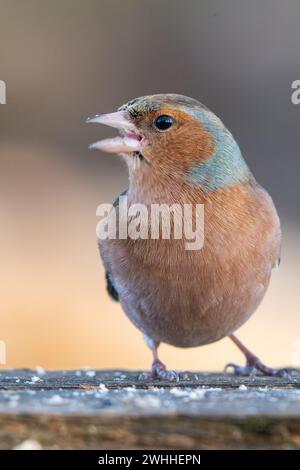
xmin=0 ymin=0 xmax=299 ymax=371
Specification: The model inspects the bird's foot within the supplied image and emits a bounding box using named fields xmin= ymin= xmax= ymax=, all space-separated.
xmin=139 ymin=360 xmax=188 ymax=382
xmin=225 ymin=355 xmax=289 ymax=378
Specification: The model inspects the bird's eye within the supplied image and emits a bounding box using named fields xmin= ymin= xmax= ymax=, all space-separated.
xmin=155 ymin=115 xmax=174 ymax=131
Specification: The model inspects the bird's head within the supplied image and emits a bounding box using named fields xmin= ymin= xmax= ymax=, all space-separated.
xmin=87 ymin=94 xmax=250 ymax=190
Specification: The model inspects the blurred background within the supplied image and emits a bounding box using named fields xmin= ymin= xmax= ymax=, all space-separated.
xmin=0 ymin=0 xmax=299 ymax=371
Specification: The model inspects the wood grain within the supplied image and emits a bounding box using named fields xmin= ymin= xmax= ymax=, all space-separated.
xmin=0 ymin=369 xmax=299 ymax=449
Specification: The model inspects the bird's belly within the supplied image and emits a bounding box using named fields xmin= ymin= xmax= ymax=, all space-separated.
xmin=100 ymin=182 xmax=280 ymax=347
xmin=102 ymin=239 xmax=271 ymax=347
xmin=121 ymin=273 xmax=268 ymax=347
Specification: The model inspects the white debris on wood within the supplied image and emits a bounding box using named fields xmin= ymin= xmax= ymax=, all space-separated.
xmin=26 ymin=376 xmax=42 ymax=384
xmin=170 ymin=387 xmax=221 ymax=399
xmin=46 ymin=395 xmax=66 ymax=405
xmin=133 ymin=395 xmax=161 ymax=408
xmin=85 ymin=370 xmax=96 ymax=378
xmin=13 ymin=439 xmax=42 ymax=450
xmin=239 ymin=384 xmax=248 ymax=391
xmin=98 ymin=383 xmax=108 ymax=392
xmin=170 ymin=387 xmax=190 ymax=397
xmin=35 ymin=366 xmax=46 ymax=376
xmin=188 ymin=389 xmax=208 ymax=400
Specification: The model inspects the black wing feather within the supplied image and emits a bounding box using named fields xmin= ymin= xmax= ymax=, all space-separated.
xmin=104 ymin=190 xmax=127 ymax=302
xmin=105 ymin=272 xmax=119 ymax=302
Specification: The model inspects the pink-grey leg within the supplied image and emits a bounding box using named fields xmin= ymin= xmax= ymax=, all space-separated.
xmin=139 ymin=335 xmax=187 ymax=381
xmin=225 ymin=334 xmax=289 ymax=377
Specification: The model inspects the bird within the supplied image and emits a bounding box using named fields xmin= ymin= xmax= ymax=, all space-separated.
xmin=87 ymin=94 xmax=287 ymax=380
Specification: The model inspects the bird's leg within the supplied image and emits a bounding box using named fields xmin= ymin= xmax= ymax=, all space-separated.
xmin=225 ymin=334 xmax=289 ymax=377
xmin=139 ymin=336 xmax=186 ymax=381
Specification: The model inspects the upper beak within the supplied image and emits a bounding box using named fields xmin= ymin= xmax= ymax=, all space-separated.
xmin=86 ymin=111 xmax=142 ymax=154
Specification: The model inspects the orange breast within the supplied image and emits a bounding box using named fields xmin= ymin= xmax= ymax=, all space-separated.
xmin=99 ymin=180 xmax=281 ymax=347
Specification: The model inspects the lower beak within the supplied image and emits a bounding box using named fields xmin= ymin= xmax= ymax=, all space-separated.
xmin=86 ymin=111 xmax=142 ymax=154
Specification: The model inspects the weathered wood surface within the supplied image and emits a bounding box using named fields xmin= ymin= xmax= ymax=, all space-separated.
xmin=0 ymin=368 xmax=300 ymax=449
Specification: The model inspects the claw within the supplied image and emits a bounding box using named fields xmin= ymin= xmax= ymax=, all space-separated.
xmin=138 ymin=360 xmax=188 ymax=382
xmin=138 ymin=369 xmax=179 ymax=382
xmin=225 ymin=360 xmax=290 ymax=378
xmin=228 ymin=335 xmax=293 ymax=379
xmin=224 ymin=362 xmax=256 ymax=377
xmin=138 ymin=371 xmax=156 ymax=381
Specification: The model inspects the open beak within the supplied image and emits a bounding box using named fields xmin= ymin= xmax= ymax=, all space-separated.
xmin=86 ymin=111 xmax=143 ymax=154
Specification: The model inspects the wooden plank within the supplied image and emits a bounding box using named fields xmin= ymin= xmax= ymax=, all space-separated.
xmin=0 ymin=369 xmax=299 ymax=449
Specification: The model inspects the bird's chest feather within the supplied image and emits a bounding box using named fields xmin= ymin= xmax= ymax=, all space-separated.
xmin=99 ymin=182 xmax=281 ymax=346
